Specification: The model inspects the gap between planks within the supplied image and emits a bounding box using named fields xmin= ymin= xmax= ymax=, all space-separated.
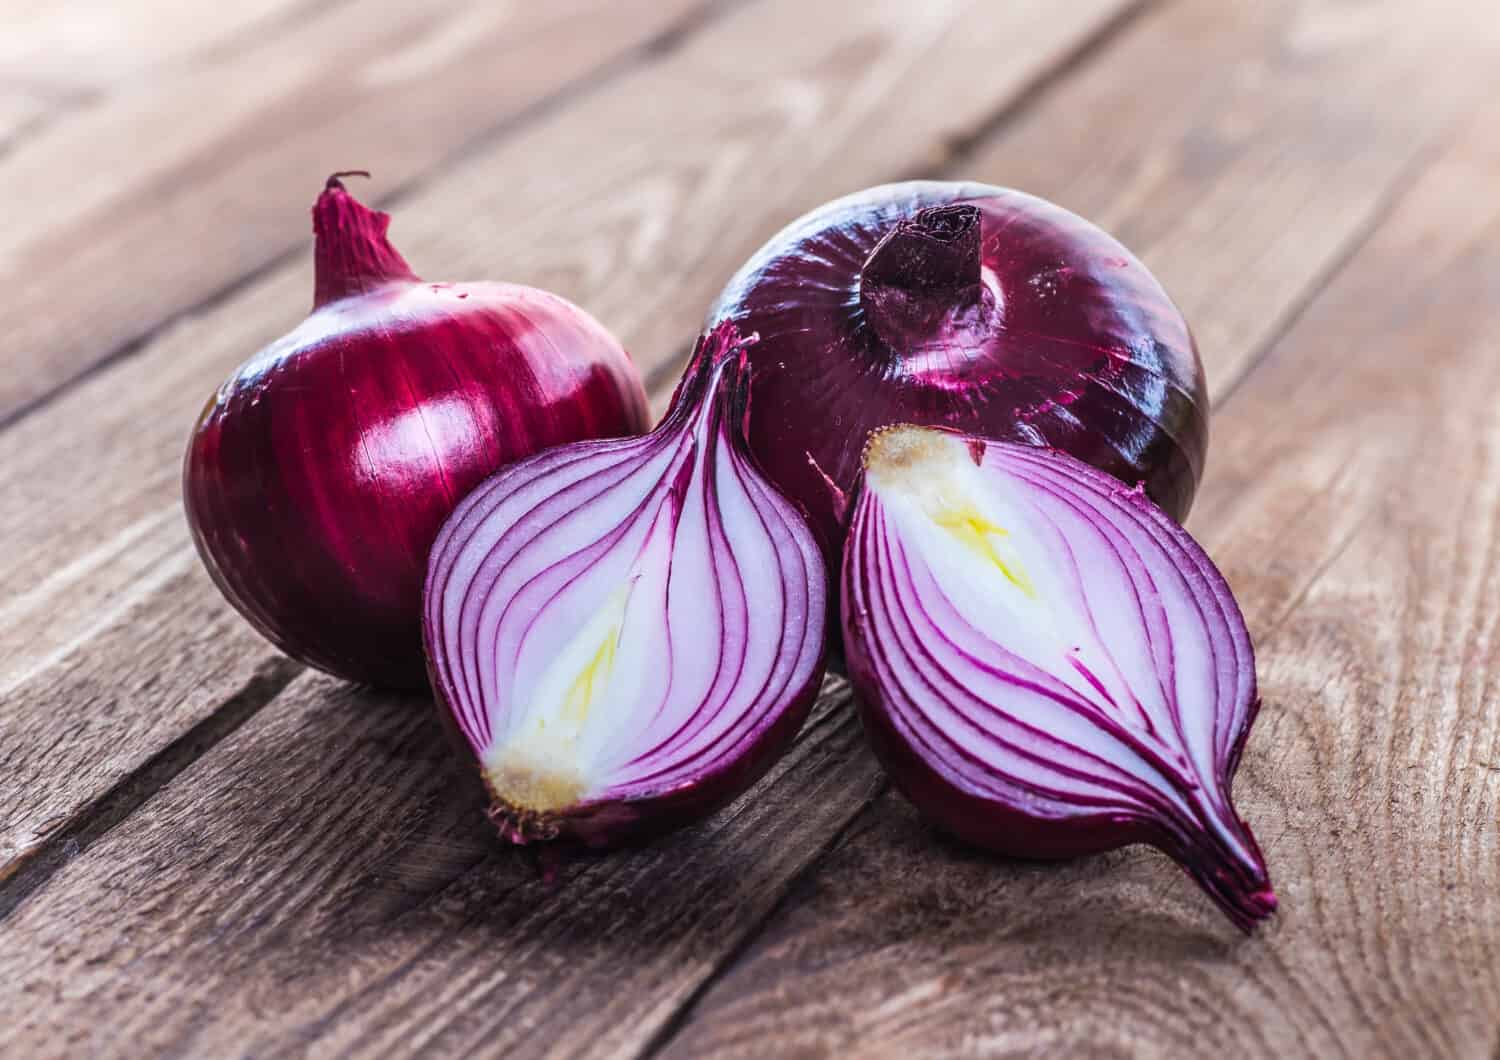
xmin=1209 ymin=131 xmax=1453 ymax=412
xmin=0 ymin=92 xmax=69 ymax=163
xmin=634 ymin=775 xmax=892 ymax=1060
xmin=0 ymin=657 xmax=302 ymax=913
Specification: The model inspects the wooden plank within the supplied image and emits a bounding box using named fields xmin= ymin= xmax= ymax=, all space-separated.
xmin=654 ymin=88 xmax=1500 ymax=1060
xmin=0 ymin=0 xmax=1137 ymax=882
xmin=0 ymin=672 xmax=884 ymax=1057
xmin=0 ymin=0 xmax=711 ymax=425
xmin=0 ymin=0 xmax=317 ymax=91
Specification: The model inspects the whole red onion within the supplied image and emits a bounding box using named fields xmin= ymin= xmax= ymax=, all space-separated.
xmin=709 ymin=182 xmax=1207 ymax=558
xmin=185 ymin=174 xmax=650 ymax=688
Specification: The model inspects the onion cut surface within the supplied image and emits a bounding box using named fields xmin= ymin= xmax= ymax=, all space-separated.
xmin=424 ymin=324 xmax=827 ymax=845
xmin=842 ymin=425 xmax=1274 ymax=931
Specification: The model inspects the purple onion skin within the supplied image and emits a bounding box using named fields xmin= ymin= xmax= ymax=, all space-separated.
xmin=185 ymin=178 xmax=650 ymax=688
xmin=841 ymin=427 xmax=1272 ymax=932
xmin=710 ymin=181 xmax=1207 ymax=560
xmin=853 ymin=676 xmax=1269 ymax=909
xmin=858 ymin=671 xmax=1266 ymax=887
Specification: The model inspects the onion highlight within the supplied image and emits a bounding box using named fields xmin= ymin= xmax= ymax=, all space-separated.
xmin=710 ymin=181 xmax=1207 ymax=560
xmin=842 ymin=424 xmax=1273 ymax=931
xmin=424 ymin=324 xmax=827 ymax=846
xmin=184 ymin=175 xmax=650 ymax=687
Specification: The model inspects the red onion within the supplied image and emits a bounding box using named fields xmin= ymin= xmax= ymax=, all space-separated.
xmin=184 ymin=174 xmax=650 ymax=688
xmin=423 ymin=323 xmax=827 ymax=846
xmin=709 ymin=182 xmax=1207 ymax=559
xmin=842 ymin=425 xmax=1273 ymax=931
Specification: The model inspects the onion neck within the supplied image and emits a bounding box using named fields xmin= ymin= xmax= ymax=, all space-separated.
xmin=858 ymin=204 xmax=996 ymax=353
xmin=662 ymin=321 xmax=755 ymax=438
xmin=312 ymin=172 xmax=420 ymax=308
xmin=1164 ymin=794 xmax=1277 ymax=933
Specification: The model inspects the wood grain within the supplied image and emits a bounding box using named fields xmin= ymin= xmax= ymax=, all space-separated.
xmin=432 ymin=0 xmax=1137 ymax=392
xmin=0 ymin=0 xmax=1135 ymax=882
xmin=0 ymin=0 xmax=319 ymax=91
xmin=961 ymin=0 xmax=1500 ymax=406
xmin=0 ymin=0 xmax=711 ymax=424
xmin=657 ymin=91 xmax=1500 ymax=1060
xmin=0 ymin=674 xmax=883 ymax=1058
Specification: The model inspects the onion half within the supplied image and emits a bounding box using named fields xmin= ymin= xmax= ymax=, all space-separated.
xmin=842 ymin=425 xmax=1274 ymax=931
xmin=424 ymin=324 xmax=827 ymax=845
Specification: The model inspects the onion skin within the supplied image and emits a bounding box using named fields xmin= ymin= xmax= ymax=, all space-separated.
xmin=710 ymin=181 xmax=1207 ymax=560
xmin=424 ymin=324 xmax=827 ymax=847
xmin=842 ymin=425 xmax=1273 ymax=932
xmin=184 ymin=177 xmax=650 ymax=688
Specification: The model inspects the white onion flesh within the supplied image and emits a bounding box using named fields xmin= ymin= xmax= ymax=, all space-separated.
xmin=424 ymin=326 xmax=826 ymax=844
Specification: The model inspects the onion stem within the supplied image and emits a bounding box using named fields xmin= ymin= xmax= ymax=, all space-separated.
xmin=858 ymin=204 xmax=990 ymax=348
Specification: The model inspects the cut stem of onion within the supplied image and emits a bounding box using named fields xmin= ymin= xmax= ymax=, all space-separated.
xmin=424 ymin=324 xmax=828 ymax=846
xmin=842 ymin=424 xmax=1274 ymax=931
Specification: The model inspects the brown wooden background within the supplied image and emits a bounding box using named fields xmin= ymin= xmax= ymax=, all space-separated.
xmin=2 ymin=1 xmax=1498 ymax=1056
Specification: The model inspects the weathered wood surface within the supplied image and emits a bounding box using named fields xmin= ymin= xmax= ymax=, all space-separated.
xmin=2 ymin=0 xmax=1498 ymax=1057
xmin=0 ymin=0 xmax=712 ymax=425
xmin=0 ymin=0 xmax=319 ymax=90
xmin=0 ymin=673 xmax=882 ymax=1057
xmin=0 ymin=0 xmax=1135 ymax=883
xmin=658 ymin=95 xmax=1500 ymax=1060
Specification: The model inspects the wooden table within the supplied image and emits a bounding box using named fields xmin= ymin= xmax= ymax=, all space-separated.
xmin=3 ymin=1 xmax=1498 ymax=1056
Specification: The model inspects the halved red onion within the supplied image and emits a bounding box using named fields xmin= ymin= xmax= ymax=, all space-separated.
xmin=424 ymin=324 xmax=827 ymax=846
xmin=842 ymin=425 xmax=1274 ymax=931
